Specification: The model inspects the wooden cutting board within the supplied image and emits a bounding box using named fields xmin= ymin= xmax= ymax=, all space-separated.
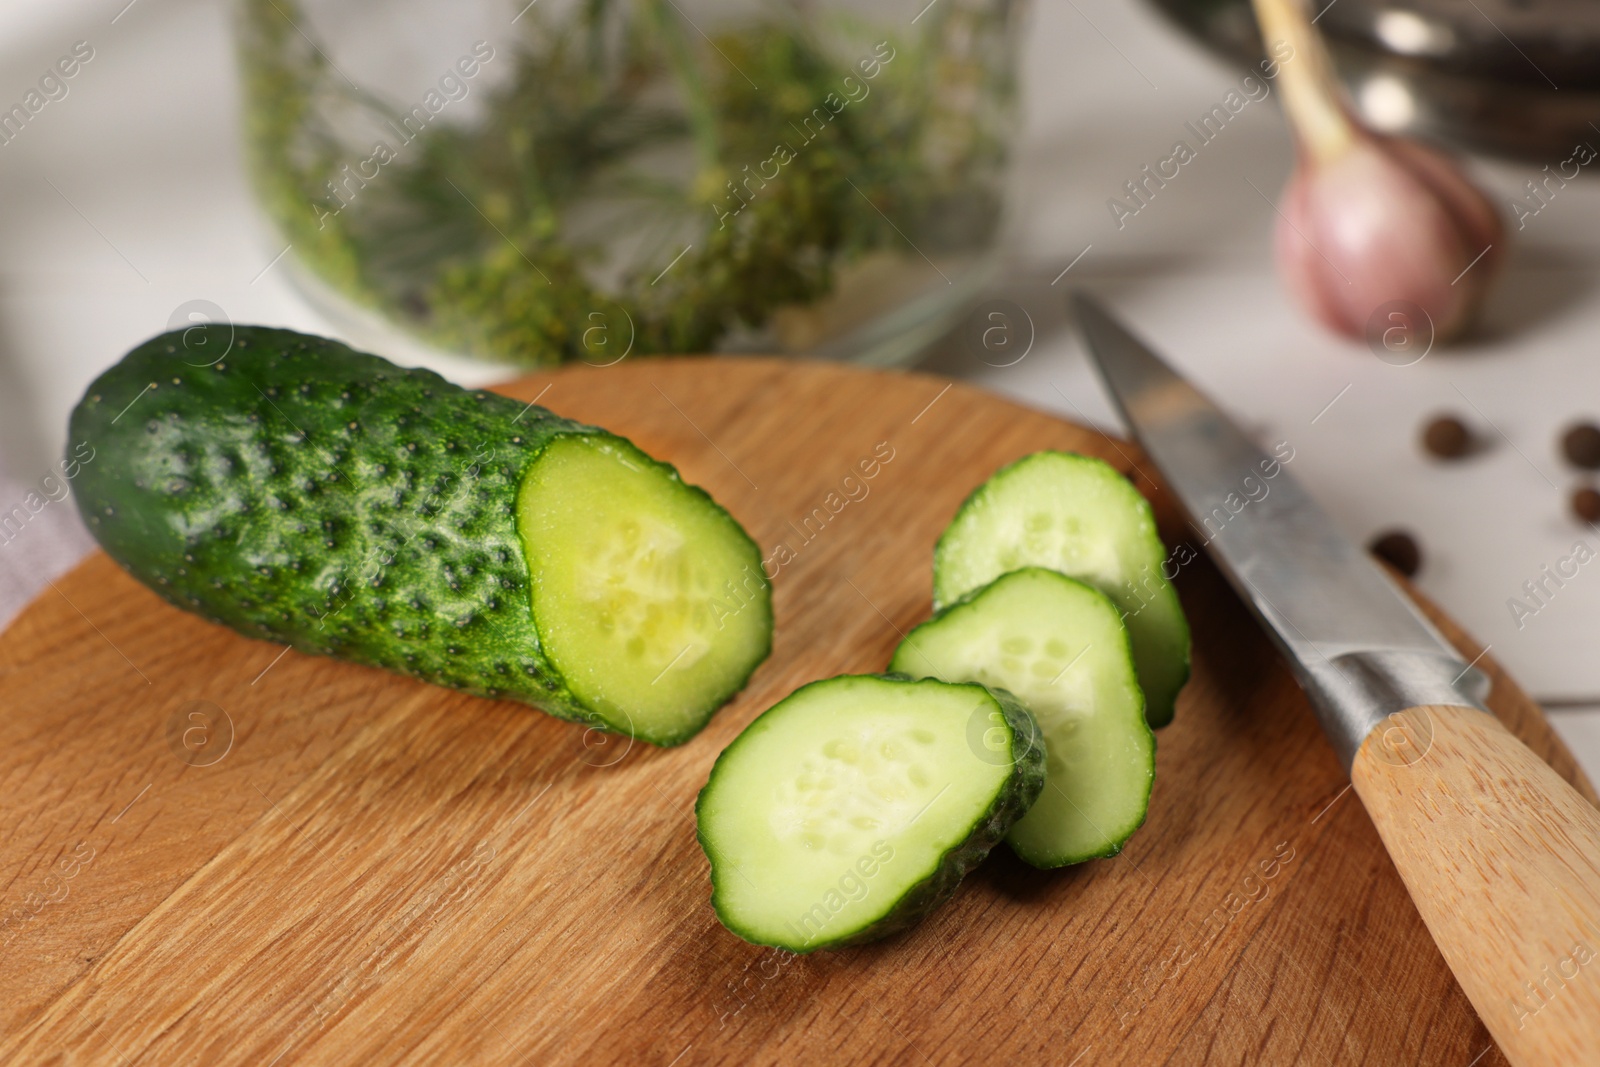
xmin=1 ymin=357 xmax=1591 ymax=1066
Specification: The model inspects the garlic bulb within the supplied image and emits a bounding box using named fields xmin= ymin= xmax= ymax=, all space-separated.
xmin=1252 ymin=0 xmax=1503 ymax=342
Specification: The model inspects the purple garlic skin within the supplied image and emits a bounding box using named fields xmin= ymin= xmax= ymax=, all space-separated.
xmin=1276 ymin=135 xmax=1504 ymax=343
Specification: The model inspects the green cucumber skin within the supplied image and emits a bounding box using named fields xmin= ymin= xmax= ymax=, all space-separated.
xmin=68 ymin=326 xmax=769 ymax=745
xmin=932 ymin=450 xmax=1191 ymax=728
xmin=696 ymin=674 xmax=1045 ymax=953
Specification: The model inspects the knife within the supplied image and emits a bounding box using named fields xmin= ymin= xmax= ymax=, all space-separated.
xmin=1075 ymin=293 xmax=1600 ymax=1067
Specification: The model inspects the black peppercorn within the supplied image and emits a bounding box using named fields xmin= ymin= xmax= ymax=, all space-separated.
xmin=1572 ymin=487 xmax=1600 ymax=524
xmin=1369 ymin=529 xmax=1422 ymax=578
xmin=1421 ymin=415 xmax=1471 ymax=459
xmin=1561 ymin=423 xmax=1600 ymax=469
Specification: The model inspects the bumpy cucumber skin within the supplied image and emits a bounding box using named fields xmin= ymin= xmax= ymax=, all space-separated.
xmin=695 ymin=674 xmax=1045 ymax=953
xmin=68 ymin=326 xmax=769 ymax=746
xmin=891 ymin=569 xmax=1155 ymax=868
xmin=932 ymin=450 xmax=1191 ymax=728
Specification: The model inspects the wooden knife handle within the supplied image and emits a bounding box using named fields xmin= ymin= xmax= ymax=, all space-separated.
xmin=1351 ymin=704 xmax=1600 ymax=1066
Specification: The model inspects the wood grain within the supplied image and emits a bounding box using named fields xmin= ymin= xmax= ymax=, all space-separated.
xmin=1353 ymin=704 xmax=1600 ymax=1067
xmin=0 ymin=357 xmax=1592 ymax=1066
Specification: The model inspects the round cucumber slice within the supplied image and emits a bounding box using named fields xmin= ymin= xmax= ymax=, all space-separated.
xmin=892 ymin=568 xmax=1155 ymax=867
xmin=932 ymin=450 xmax=1190 ymax=728
xmin=696 ymin=674 xmax=1045 ymax=952
xmin=518 ymin=434 xmax=771 ymax=746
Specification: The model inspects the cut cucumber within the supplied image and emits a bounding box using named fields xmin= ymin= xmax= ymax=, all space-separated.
xmin=932 ymin=451 xmax=1190 ymax=727
xmin=696 ymin=674 xmax=1045 ymax=952
xmin=518 ymin=434 xmax=771 ymax=743
xmin=69 ymin=326 xmax=771 ymax=746
xmin=892 ymin=568 xmax=1154 ymax=867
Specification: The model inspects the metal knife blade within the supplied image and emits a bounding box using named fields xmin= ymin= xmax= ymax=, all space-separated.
xmin=1074 ymin=293 xmax=1486 ymax=767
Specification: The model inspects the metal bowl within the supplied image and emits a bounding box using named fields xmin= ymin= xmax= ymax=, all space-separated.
xmin=1147 ymin=0 xmax=1600 ymax=161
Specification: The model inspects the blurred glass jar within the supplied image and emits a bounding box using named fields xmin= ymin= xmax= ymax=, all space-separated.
xmin=234 ymin=0 xmax=1021 ymax=367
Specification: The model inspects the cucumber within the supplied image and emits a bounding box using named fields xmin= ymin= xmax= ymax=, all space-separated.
xmin=891 ymin=568 xmax=1154 ymax=866
xmin=696 ymin=674 xmax=1045 ymax=952
xmin=69 ymin=326 xmax=771 ymax=746
xmin=932 ymin=451 xmax=1190 ymax=727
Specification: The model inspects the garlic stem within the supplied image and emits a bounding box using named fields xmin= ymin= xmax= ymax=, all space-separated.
xmin=1249 ymin=0 xmax=1358 ymax=164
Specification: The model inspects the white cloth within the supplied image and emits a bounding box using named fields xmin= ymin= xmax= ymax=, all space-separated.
xmin=0 ymin=468 xmax=96 ymax=633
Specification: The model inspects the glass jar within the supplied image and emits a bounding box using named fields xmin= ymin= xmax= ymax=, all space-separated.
xmin=234 ymin=0 xmax=1021 ymax=367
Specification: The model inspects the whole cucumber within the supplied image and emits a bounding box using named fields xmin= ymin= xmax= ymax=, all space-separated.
xmin=69 ymin=326 xmax=772 ymax=745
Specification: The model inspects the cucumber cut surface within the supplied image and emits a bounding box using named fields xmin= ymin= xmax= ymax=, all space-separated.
xmin=696 ymin=674 xmax=1044 ymax=952
xmin=932 ymin=451 xmax=1190 ymax=727
xmin=69 ymin=326 xmax=770 ymax=746
xmin=519 ymin=434 xmax=771 ymax=744
xmin=892 ymin=568 xmax=1154 ymax=867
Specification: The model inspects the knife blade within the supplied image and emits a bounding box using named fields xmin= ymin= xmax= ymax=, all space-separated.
xmin=1074 ymin=292 xmax=1600 ymax=1067
xmin=1073 ymin=293 xmax=1485 ymax=768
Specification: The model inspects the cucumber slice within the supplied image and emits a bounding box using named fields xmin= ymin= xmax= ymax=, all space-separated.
xmin=932 ymin=451 xmax=1190 ymax=727
xmin=891 ymin=568 xmax=1154 ymax=867
xmin=518 ymin=434 xmax=772 ymax=744
xmin=696 ymin=674 xmax=1045 ymax=952
xmin=69 ymin=326 xmax=771 ymax=746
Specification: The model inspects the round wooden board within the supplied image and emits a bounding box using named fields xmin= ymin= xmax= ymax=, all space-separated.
xmin=0 ymin=357 xmax=1590 ymax=1066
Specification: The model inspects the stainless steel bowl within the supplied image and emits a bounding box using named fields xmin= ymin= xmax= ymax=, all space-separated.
xmin=1148 ymin=0 xmax=1600 ymax=161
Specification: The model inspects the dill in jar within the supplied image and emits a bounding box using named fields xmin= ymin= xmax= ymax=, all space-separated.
xmin=236 ymin=0 xmax=1015 ymax=365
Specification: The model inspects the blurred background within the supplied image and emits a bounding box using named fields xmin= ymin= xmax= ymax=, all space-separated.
xmin=2 ymin=0 xmax=1599 ymax=773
